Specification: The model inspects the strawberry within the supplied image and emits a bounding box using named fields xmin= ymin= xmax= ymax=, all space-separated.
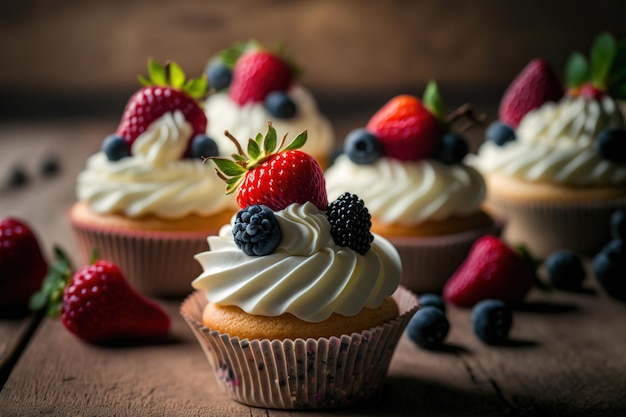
xmin=443 ymin=236 xmax=534 ymax=308
xmin=365 ymin=94 xmax=442 ymax=162
xmin=211 ymin=122 xmax=328 ymax=211
xmin=228 ymin=48 xmax=294 ymax=105
xmin=30 ymin=249 xmax=170 ymax=344
xmin=116 ymin=59 xmax=208 ymax=149
xmin=0 ymin=217 xmax=48 ymax=307
xmin=499 ymin=58 xmax=563 ymax=128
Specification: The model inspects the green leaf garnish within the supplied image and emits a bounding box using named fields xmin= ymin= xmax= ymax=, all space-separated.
xmin=284 ymin=130 xmax=307 ymax=151
xmin=422 ymin=80 xmax=446 ymax=123
xmin=264 ymin=126 xmax=277 ymax=154
xmin=565 ymin=52 xmax=589 ymax=88
xmin=148 ymin=59 xmax=167 ymax=86
xmin=590 ymin=32 xmax=617 ymax=87
xmin=211 ymin=158 xmax=248 ymax=176
xmin=138 ymin=58 xmax=208 ymax=99
xmin=168 ymin=61 xmax=186 ymax=89
xmin=247 ymin=139 xmax=261 ymax=159
xmin=29 ymin=246 xmax=74 ymax=318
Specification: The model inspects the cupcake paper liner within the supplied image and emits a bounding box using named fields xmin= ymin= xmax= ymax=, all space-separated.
xmin=180 ymin=286 xmax=418 ymax=409
xmin=389 ymin=222 xmax=504 ymax=294
xmin=488 ymin=195 xmax=626 ymax=258
xmin=70 ymin=219 xmax=213 ymax=297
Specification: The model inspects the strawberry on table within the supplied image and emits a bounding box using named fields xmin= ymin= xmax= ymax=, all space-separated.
xmin=0 ymin=217 xmax=48 ymax=308
xmin=443 ymin=236 xmax=534 ymax=308
xmin=30 ymin=249 xmax=170 ymax=344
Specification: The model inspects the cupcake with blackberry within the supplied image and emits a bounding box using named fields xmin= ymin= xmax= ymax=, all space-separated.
xmin=69 ymin=59 xmax=238 ymax=297
xmin=180 ymin=124 xmax=417 ymax=409
xmin=324 ymin=82 xmax=500 ymax=293
xmin=471 ymin=32 xmax=626 ymax=257
xmin=204 ymin=40 xmax=335 ymax=169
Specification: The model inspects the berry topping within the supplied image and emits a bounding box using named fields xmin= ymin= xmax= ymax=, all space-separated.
xmin=443 ymin=236 xmax=534 ymax=308
xmin=326 ymin=193 xmax=374 ymax=255
xmin=417 ymin=293 xmax=446 ymax=314
xmin=265 ymin=91 xmax=297 ymax=119
xmin=39 ymin=154 xmax=60 ymax=177
xmin=6 ymin=165 xmax=28 ymax=188
xmin=486 ymin=121 xmax=517 ymax=146
xmin=499 ymin=58 xmax=563 ymax=128
xmin=471 ymin=299 xmax=513 ymax=344
xmin=592 ymin=239 xmax=626 ymax=301
xmin=407 ymin=306 xmax=449 ymax=349
xmin=206 ymin=61 xmax=232 ymax=91
xmin=211 ymin=122 xmax=328 ymax=211
xmin=343 ymin=128 xmax=381 ymax=165
xmin=610 ymin=210 xmax=626 ymax=240
xmin=595 ymin=129 xmax=626 ymax=164
xmin=189 ymin=134 xmax=219 ymax=159
xmin=545 ymin=250 xmax=586 ymax=291
xmin=116 ymin=59 xmax=208 ymax=150
xmin=102 ymin=134 xmax=131 ymax=161
xmin=433 ymin=132 xmax=469 ymax=165
xmin=233 ymin=205 xmax=282 ymax=256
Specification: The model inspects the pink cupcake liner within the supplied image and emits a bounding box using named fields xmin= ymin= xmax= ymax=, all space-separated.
xmin=180 ymin=286 xmax=418 ymax=409
xmin=388 ymin=222 xmax=504 ymax=294
xmin=70 ymin=219 xmax=214 ymax=297
xmin=488 ymin=195 xmax=626 ymax=258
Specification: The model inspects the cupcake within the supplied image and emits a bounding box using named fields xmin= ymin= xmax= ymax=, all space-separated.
xmin=471 ymin=33 xmax=626 ymax=258
xmin=69 ymin=60 xmax=238 ymax=297
xmin=324 ymin=82 xmax=500 ymax=294
xmin=203 ymin=40 xmax=335 ymax=169
xmin=180 ymin=124 xmax=418 ymax=409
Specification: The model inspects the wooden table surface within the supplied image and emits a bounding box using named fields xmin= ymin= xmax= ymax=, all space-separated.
xmin=1 ymin=118 xmax=626 ymax=417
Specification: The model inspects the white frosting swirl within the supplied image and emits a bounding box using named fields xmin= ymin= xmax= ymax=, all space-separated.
xmin=324 ymin=155 xmax=487 ymax=225
xmin=76 ymin=111 xmax=237 ymax=218
xmin=192 ymin=202 xmax=401 ymax=322
xmin=472 ymin=96 xmax=626 ymax=186
xmin=205 ymin=85 xmax=335 ymax=160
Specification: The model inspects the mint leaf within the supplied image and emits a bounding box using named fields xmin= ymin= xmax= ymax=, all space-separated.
xmin=422 ymin=80 xmax=446 ymax=122
xmin=590 ymin=32 xmax=617 ymax=87
xmin=564 ymin=52 xmax=589 ymax=88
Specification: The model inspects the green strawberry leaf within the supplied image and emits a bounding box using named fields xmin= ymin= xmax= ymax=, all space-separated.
xmin=263 ymin=125 xmax=277 ymax=154
xmin=148 ymin=59 xmax=167 ymax=86
xmin=247 ymin=138 xmax=261 ymax=159
xmin=168 ymin=61 xmax=186 ymax=89
xmin=183 ymin=75 xmax=208 ymax=99
xmin=232 ymin=153 xmax=246 ymax=163
xmin=211 ymin=158 xmax=247 ymax=176
xmin=590 ymin=32 xmax=617 ymax=87
xmin=29 ymin=246 xmax=73 ymax=317
xmin=137 ymin=74 xmax=152 ymax=87
xmin=218 ymin=41 xmax=249 ymax=69
xmin=564 ymin=52 xmax=589 ymax=88
xmin=422 ymin=80 xmax=446 ymax=122
xmin=284 ymin=130 xmax=307 ymax=151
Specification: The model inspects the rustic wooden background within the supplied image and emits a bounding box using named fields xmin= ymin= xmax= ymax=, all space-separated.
xmin=2 ymin=0 xmax=626 ymax=121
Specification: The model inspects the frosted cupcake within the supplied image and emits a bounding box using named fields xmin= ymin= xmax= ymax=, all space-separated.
xmin=325 ymin=83 xmax=499 ymax=293
xmin=69 ymin=60 xmax=238 ymax=297
xmin=472 ymin=33 xmax=626 ymax=257
xmin=180 ymin=125 xmax=418 ymax=409
xmin=204 ymin=40 xmax=335 ymax=168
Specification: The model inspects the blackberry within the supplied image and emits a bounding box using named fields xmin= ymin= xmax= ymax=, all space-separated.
xmin=326 ymin=193 xmax=374 ymax=255
xmin=233 ymin=205 xmax=282 ymax=256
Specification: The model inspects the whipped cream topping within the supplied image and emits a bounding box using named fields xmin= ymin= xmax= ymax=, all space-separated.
xmin=205 ymin=85 xmax=334 ymax=160
xmin=192 ymin=202 xmax=401 ymax=322
xmin=324 ymin=155 xmax=487 ymax=225
xmin=472 ymin=96 xmax=626 ymax=186
xmin=77 ymin=111 xmax=237 ymax=218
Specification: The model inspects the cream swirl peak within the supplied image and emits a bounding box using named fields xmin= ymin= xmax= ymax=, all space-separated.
xmin=192 ymin=202 xmax=401 ymax=322
xmin=325 ymin=155 xmax=487 ymax=225
xmin=76 ymin=111 xmax=236 ymax=218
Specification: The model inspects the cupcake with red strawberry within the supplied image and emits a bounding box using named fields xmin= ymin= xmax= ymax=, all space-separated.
xmin=324 ymin=82 xmax=500 ymax=294
xmin=69 ymin=59 xmax=239 ymax=297
xmin=180 ymin=123 xmax=418 ymax=409
xmin=471 ymin=32 xmax=626 ymax=257
xmin=203 ymin=40 xmax=335 ymax=168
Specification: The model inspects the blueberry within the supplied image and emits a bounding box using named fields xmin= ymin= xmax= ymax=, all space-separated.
xmin=265 ymin=91 xmax=297 ymax=119
xmin=434 ymin=132 xmax=469 ymax=165
xmin=486 ymin=121 xmax=516 ymax=146
xmin=545 ymin=250 xmax=586 ymax=290
xmin=7 ymin=165 xmax=28 ymax=187
xmin=344 ymin=128 xmax=381 ymax=165
xmin=206 ymin=62 xmax=232 ymax=91
xmin=418 ymin=293 xmax=446 ymax=314
xmin=471 ymin=299 xmax=513 ymax=344
xmin=190 ymin=134 xmax=219 ymax=159
xmin=595 ymin=129 xmax=626 ymax=164
xmin=40 ymin=155 xmax=60 ymax=176
xmin=592 ymin=239 xmax=626 ymax=301
xmin=407 ymin=306 xmax=449 ymax=349
xmin=610 ymin=210 xmax=626 ymax=240
xmin=102 ymin=134 xmax=130 ymax=161
xmin=233 ymin=205 xmax=282 ymax=256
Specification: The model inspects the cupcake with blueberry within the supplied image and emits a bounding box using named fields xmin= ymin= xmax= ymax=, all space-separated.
xmin=203 ymin=40 xmax=335 ymax=169
xmin=69 ymin=59 xmax=238 ymax=297
xmin=180 ymin=124 xmax=418 ymax=409
xmin=324 ymin=82 xmax=500 ymax=294
xmin=471 ymin=32 xmax=626 ymax=257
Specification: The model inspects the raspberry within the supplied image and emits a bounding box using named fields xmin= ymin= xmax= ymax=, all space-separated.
xmin=233 ymin=205 xmax=282 ymax=256
xmin=326 ymin=193 xmax=374 ymax=255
